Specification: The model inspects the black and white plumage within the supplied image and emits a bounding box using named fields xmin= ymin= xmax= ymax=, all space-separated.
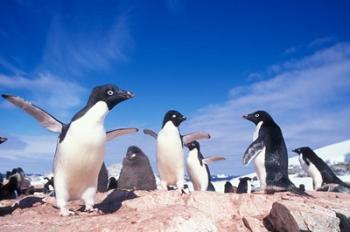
xmin=237 ymin=177 xmax=252 ymax=194
xmin=2 ymin=84 xmax=137 ymax=216
xmin=118 ymin=146 xmax=157 ymax=191
xmin=293 ymin=147 xmax=350 ymax=191
xmin=143 ymin=110 xmax=210 ymax=190
xmin=185 ymin=141 xmax=225 ymax=191
xmin=242 ymin=110 xmax=300 ymax=193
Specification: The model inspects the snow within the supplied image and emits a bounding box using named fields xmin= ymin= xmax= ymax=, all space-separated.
xmin=289 ymin=140 xmax=350 ymax=166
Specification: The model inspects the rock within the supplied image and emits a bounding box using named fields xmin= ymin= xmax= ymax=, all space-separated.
xmin=0 ymin=191 xmax=350 ymax=232
xmin=267 ymin=201 xmax=340 ymax=232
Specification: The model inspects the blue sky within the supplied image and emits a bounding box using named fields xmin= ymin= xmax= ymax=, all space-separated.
xmin=0 ymin=0 xmax=350 ymax=175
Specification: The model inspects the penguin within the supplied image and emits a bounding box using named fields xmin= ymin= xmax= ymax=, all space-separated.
xmin=242 ymin=110 xmax=301 ymax=194
xmin=185 ymin=141 xmax=225 ymax=191
xmin=237 ymin=177 xmax=252 ymax=194
xmin=2 ymin=84 xmax=137 ymax=216
xmin=292 ymin=147 xmax=350 ymax=190
xmin=44 ymin=176 xmax=55 ymax=193
xmin=117 ymin=146 xmax=156 ymax=191
xmin=224 ymin=181 xmax=236 ymax=193
xmin=0 ymin=137 xmax=7 ymax=144
xmin=0 ymin=176 xmax=18 ymax=200
xmin=143 ymin=110 xmax=210 ymax=190
xmin=107 ymin=177 xmax=118 ymax=190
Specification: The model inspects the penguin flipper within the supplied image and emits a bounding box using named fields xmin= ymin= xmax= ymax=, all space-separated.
xmin=106 ymin=128 xmax=139 ymax=141
xmin=0 ymin=137 xmax=7 ymax=144
xmin=202 ymin=156 xmax=226 ymax=165
xmin=182 ymin=132 xmax=211 ymax=144
xmin=243 ymin=139 xmax=265 ymax=166
xmin=143 ymin=129 xmax=158 ymax=139
xmin=2 ymin=94 xmax=63 ymax=133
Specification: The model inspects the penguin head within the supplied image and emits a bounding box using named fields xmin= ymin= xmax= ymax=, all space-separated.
xmin=0 ymin=137 xmax=7 ymax=144
xmin=125 ymin=146 xmax=144 ymax=161
xmin=242 ymin=110 xmax=273 ymax=125
xmin=162 ymin=110 xmax=187 ymax=128
xmin=88 ymin=84 xmax=134 ymax=110
xmin=292 ymin=146 xmax=314 ymax=157
xmin=185 ymin=141 xmax=200 ymax=151
xmin=239 ymin=177 xmax=252 ymax=183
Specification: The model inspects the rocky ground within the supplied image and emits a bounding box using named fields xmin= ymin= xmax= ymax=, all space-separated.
xmin=1 ymin=190 xmax=350 ymax=232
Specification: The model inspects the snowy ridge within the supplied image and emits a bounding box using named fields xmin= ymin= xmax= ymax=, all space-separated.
xmin=289 ymin=139 xmax=350 ymax=166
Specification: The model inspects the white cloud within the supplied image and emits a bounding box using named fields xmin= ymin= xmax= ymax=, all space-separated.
xmin=184 ymin=42 xmax=350 ymax=175
xmin=0 ymin=73 xmax=87 ymax=119
xmin=41 ymin=13 xmax=133 ymax=76
xmin=0 ymin=134 xmax=56 ymax=173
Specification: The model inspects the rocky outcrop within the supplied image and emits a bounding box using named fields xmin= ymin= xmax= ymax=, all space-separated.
xmin=0 ymin=190 xmax=350 ymax=232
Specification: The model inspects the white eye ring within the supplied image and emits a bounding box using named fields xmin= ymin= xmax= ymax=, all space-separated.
xmin=255 ymin=114 xmax=259 ymax=118
xmin=107 ymin=90 xmax=114 ymax=96
xmin=172 ymin=114 xmax=176 ymax=118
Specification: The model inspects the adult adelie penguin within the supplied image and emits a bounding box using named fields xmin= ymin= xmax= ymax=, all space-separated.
xmin=242 ymin=110 xmax=300 ymax=193
xmin=185 ymin=141 xmax=225 ymax=191
xmin=2 ymin=84 xmax=137 ymax=216
xmin=118 ymin=146 xmax=156 ymax=191
xmin=143 ymin=110 xmax=210 ymax=190
xmin=293 ymin=147 xmax=350 ymax=191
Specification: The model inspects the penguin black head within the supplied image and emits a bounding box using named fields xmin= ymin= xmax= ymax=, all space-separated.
xmin=292 ymin=146 xmax=315 ymax=158
xmin=239 ymin=177 xmax=252 ymax=182
xmin=125 ymin=146 xmax=144 ymax=161
xmin=224 ymin=181 xmax=234 ymax=193
xmin=242 ymin=110 xmax=274 ymax=125
xmin=185 ymin=141 xmax=200 ymax=151
xmin=162 ymin=110 xmax=187 ymax=128
xmin=87 ymin=84 xmax=134 ymax=110
xmin=0 ymin=137 xmax=7 ymax=144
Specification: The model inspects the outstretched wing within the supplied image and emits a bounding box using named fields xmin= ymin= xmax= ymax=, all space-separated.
xmin=202 ymin=156 xmax=226 ymax=165
xmin=106 ymin=128 xmax=139 ymax=141
xmin=2 ymin=94 xmax=63 ymax=133
xmin=182 ymin=132 xmax=211 ymax=144
xmin=243 ymin=138 xmax=265 ymax=166
xmin=0 ymin=137 xmax=7 ymax=144
xmin=143 ymin=129 xmax=158 ymax=139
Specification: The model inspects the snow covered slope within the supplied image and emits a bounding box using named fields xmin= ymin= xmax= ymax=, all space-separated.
xmin=289 ymin=139 xmax=350 ymax=166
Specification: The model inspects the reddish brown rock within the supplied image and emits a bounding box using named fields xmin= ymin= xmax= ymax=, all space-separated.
xmin=0 ymin=190 xmax=349 ymax=232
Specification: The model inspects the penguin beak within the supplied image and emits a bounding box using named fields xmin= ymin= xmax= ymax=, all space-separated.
xmin=292 ymin=149 xmax=298 ymax=153
xmin=180 ymin=116 xmax=187 ymax=122
xmin=118 ymin=89 xmax=134 ymax=100
xmin=242 ymin=114 xmax=251 ymax=120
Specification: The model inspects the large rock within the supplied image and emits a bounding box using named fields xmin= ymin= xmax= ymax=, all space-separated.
xmin=0 ymin=190 xmax=350 ymax=232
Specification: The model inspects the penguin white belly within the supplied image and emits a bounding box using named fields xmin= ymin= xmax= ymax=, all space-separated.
xmin=186 ymin=149 xmax=209 ymax=191
xmin=247 ymin=180 xmax=252 ymax=193
xmin=299 ymin=154 xmax=323 ymax=190
xmin=54 ymin=102 xmax=108 ymax=200
xmin=157 ymin=124 xmax=184 ymax=186
xmin=253 ymin=121 xmax=263 ymax=141
xmin=254 ymin=147 xmax=266 ymax=190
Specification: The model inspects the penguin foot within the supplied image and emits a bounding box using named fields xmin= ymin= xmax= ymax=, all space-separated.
xmin=59 ymin=208 xmax=76 ymax=217
xmin=84 ymin=206 xmax=102 ymax=214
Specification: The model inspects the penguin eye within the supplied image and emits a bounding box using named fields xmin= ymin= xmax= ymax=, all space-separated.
xmin=255 ymin=114 xmax=259 ymax=118
xmin=107 ymin=90 xmax=114 ymax=96
xmin=172 ymin=114 xmax=177 ymax=118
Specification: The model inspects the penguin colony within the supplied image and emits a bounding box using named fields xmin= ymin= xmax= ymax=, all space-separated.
xmin=1 ymin=84 xmax=349 ymax=216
